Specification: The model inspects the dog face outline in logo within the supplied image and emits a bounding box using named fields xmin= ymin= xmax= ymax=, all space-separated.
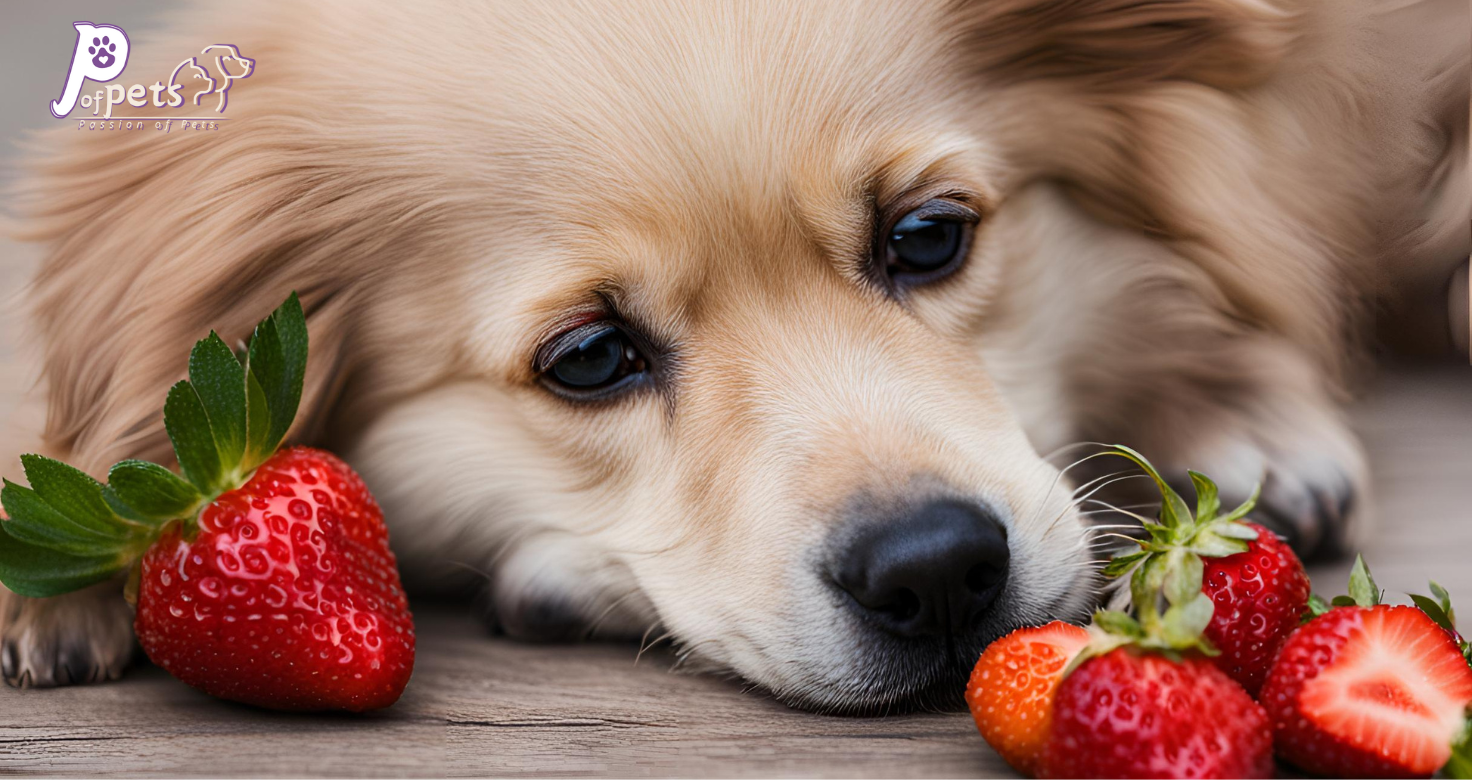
xmin=50 ymin=21 xmax=131 ymax=117
xmin=168 ymin=44 xmax=255 ymax=113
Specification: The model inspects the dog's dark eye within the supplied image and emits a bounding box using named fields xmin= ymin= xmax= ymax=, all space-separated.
xmin=883 ymin=200 xmax=977 ymax=284
xmin=539 ymin=322 xmax=650 ymax=399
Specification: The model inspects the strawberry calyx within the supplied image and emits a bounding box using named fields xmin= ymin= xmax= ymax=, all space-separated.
xmin=1066 ymin=595 xmax=1219 ymax=676
xmin=1409 ymin=578 xmax=1472 ymax=670
xmin=1093 ymin=445 xmax=1262 ymax=641
xmin=0 ymin=293 xmax=308 ymax=598
xmin=1304 ymin=553 xmax=1382 ymax=623
xmin=1064 ymin=445 xmax=1258 ymax=673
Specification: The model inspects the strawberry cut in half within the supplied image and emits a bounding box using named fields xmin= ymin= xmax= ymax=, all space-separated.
xmin=0 ymin=293 xmax=414 ymax=711
xmin=1262 ymin=557 xmax=1472 ymax=778
xmin=966 ymin=621 xmax=1090 ymax=776
xmin=1097 ymin=445 xmax=1309 ymax=697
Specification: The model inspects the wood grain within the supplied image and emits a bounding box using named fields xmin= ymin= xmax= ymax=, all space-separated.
xmin=1 ymin=364 xmax=1468 ymax=778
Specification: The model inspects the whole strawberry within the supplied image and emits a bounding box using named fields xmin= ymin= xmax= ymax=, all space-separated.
xmin=1261 ymin=558 xmax=1472 ymax=778
xmin=135 ymin=447 xmax=413 ymax=711
xmin=0 ymin=293 xmax=414 ymax=711
xmin=1037 ymin=583 xmax=1273 ymax=780
xmin=1199 ymin=522 xmax=1309 ymax=696
xmin=1101 ymin=446 xmax=1308 ymax=696
xmin=966 ymin=621 xmax=1090 ymax=776
xmin=1045 ymin=648 xmax=1273 ymax=779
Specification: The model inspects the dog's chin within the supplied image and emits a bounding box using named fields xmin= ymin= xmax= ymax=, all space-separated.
xmin=763 ymin=589 xmax=1095 ymax=716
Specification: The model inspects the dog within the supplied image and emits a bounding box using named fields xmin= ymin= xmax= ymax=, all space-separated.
xmin=1 ymin=0 xmax=1466 ymax=712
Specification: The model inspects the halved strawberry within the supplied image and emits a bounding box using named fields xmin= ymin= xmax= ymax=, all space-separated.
xmin=1262 ymin=558 xmax=1472 ymax=778
xmin=966 ymin=621 xmax=1090 ymax=775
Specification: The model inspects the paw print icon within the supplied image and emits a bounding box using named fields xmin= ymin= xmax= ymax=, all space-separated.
xmin=89 ymin=36 xmax=116 ymax=69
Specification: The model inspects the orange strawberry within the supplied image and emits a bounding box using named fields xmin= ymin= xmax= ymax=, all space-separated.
xmin=966 ymin=621 xmax=1089 ymax=775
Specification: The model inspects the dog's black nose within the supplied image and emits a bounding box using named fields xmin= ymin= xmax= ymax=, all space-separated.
xmin=830 ymin=499 xmax=1009 ymax=638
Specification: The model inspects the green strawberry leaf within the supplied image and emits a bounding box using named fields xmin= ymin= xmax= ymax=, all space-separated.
xmin=1187 ymin=470 xmax=1220 ymax=526
xmin=1348 ymin=555 xmax=1381 ymax=608
xmin=164 ymin=380 xmax=225 ymax=494
xmin=1214 ymin=522 xmax=1260 ymax=541
xmin=1189 ymin=528 xmax=1251 ymax=558
xmin=106 ymin=460 xmax=202 ymax=524
xmin=1103 ymin=550 xmax=1148 ymax=578
xmin=189 ymin=332 xmax=247 ymax=470
xmin=1217 ymin=482 xmax=1261 ymax=524
xmin=1431 ymin=581 xmax=1455 ymax=625
xmin=1093 ymin=609 xmax=1145 ymax=638
xmin=1106 ymin=445 xmax=1193 ymax=531
xmin=1411 ymin=594 xmax=1456 ymax=634
xmin=18 ymin=455 xmax=129 ymax=539
xmin=1160 ymin=592 xmax=1217 ymax=653
xmin=1163 ymin=550 xmax=1204 ymax=607
xmin=243 ymin=367 xmax=271 ymax=471
xmin=243 ymin=292 xmax=307 ymax=468
xmin=102 ymin=485 xmax=149 ymax=522
xmin=0 ymin=522 xmax=137 ymax=598
xmin=0 ymin=480 xmax=130 ymax=556
xmin=1131 ymin=553 xmax=1171 ymax=628
xmin=1331 ymin=594 xmax=1358 ymax=607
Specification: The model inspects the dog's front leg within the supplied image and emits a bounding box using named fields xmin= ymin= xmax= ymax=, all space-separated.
xmin=986 ymin=184 xmax=1368 ymax=561
xmin=1080 ymin=337 xmax=1369 ymax=561
xmin=480 ymin=532 xmax=655 ymax=643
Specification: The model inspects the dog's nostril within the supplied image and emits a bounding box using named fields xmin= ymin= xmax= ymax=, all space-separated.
xmin=828 ymin=498 xmax=1010 ymax=639
xmin=873 ymin=588 xmax=922 ymax=622
xmin=965 ymin=563 xmax=1006 ymax=596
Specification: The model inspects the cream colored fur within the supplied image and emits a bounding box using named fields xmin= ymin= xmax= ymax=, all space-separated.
xmin=0 ymin=0 xmax=1465 ymax=709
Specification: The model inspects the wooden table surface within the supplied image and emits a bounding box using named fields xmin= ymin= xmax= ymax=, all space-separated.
xmin=1 ymin=364 xmax=1468 ymax=778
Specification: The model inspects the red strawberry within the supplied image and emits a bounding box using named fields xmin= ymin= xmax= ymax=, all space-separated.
xmin=0 ymin=293 xmax=415 ymax=711
xmin=135 ymin=447 xmax=413 ymax=711
xmin=1044 ymin=648 xmax=1273 ymax=779
xmin=1100 ymin=445 xmax=1308 ymax=696
xmin=966 ymin=621 xmax=1090 ymax=775
xmin=1200 ymin=522 xmax=1309 ymax=696
xmin=1261 ymin=559 xmax=1472 ymax=778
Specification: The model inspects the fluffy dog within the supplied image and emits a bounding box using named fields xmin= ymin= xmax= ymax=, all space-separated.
xmin=1 ymin=0 xmax=1466 ymax=712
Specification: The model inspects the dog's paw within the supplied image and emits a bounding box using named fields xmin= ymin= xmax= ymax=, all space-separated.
xmin=478 ymin=533 xmax=655 ymax=643
xmin=1161 ymin=397 xmax=1368 ymax=562
xmin=1 ymin=584 xmax=135 ymax=688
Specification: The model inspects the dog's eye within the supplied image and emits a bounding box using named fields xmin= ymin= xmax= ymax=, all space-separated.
xmin=539 ymin=322 xmax=650 ymax=399
xmin=883 ymin=200 xmax=978 ymax=284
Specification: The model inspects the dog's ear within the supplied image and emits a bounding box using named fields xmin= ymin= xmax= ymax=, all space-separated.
xmin=11 ymin=116 xmax=388 ymax=473
xmin=956 ymin=0 xmax=1298 ymax=89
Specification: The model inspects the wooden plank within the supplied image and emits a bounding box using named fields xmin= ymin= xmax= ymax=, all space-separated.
xmin=0 ymin=364 xmax=1468 ymax=778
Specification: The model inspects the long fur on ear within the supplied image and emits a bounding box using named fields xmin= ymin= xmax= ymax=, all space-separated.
xmin=957 ymin=0 xmax=1299 ymax=89
xmin=7 ymin=65 xmax=383 ymax=473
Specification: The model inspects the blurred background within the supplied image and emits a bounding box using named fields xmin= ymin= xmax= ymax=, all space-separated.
xmin=1 ymin=2 xmax=170 ymax=421
xmin=0 ymin=3 xmax=1467 ymax=777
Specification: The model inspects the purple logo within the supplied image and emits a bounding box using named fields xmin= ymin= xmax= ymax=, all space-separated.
xmin=51 ymin=22 xmax=130 ymax=117
xmin=51 ymin=21 xmax=255 ymax=130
